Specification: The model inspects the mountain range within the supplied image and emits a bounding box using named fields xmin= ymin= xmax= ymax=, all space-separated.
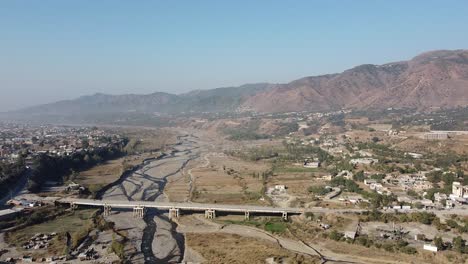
xmin=3 ymin=49 xmax=468 ymax=123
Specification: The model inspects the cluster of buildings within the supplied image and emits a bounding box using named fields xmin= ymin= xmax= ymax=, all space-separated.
xmin=390 ymin=173 xmax=433 ymax=191
xmin=0 ymin=122 xmax=123 ymax=163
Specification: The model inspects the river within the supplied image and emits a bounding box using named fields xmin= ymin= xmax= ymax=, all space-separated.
xmin=101 ymin=134 xmax=201 ymax=263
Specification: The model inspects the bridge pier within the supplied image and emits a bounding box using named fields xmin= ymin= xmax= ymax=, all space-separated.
xmin=70 ymin=203 xmax=78 ymax=211
xmin=244 ymin=211 xmax=250 ymax=220
xmin=282 ymin=212 xmax=288 ymax=221
xmin=205 ymin=209 xmax=216 ymax=219
xmin=103 ymin=204 xmax=112 ymax=217
xmin=169 ymin=207 xmax=180 ymax=220
xmin=133 ymin=206 xmax=145 ymax=218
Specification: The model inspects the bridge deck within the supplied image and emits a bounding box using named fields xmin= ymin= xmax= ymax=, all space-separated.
xmin=58 ymin=198 xmax=364 ymax=214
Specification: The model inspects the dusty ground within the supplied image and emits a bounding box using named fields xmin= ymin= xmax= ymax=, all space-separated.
xmin=4 ymin=209 xmax=97 ymax=259
xmin=190 ymin=152 xmax=268 ymax=205
xmin=178 ymin=215 xmax=322 ymax=263
xmin=361 ymin=221 xmax=468 ymax=244
xmin=186 ymin=233 xmax=320 ymax=264
xmin=317 ymin=239 xmax=468 ymax=264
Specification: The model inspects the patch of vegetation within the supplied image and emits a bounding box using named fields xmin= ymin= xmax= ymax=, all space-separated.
xmin=6 ymin=209 xmax=98 ymax=256
xmin=360 ymin=210 xmax=438 ymax=226
xmin=264 ymin=222 xmax=287 ymax=233
xmin=308 ymin=185 xmax=332 ymax=196
xmin=27 ymin=141 xmax=126 ymax=192
xmin=110 ymin=234 xmax=126 ymax=259
xmin=222 ymin=119 xmax=270 ymax=141
xmin=218 ymin=218 xmax=287 ymax=234
xmin=0 ymin=159 xmax=27 ymax=198
xmin=273 ymin=166 xmax=319 ymax=173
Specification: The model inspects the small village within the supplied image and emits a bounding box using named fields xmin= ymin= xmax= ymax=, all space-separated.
xmin=0 ymin=122 xmax=124 ymax=164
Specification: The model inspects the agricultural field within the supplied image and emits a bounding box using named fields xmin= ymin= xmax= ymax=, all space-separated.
xmin=190 ymin=152 xmax=269 ymax=205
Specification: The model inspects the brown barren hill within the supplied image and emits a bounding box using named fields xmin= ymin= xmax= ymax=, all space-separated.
xmin=242 ymin=49 xmax=468 ymax=112
xmin=7 ymin=49 xmax=468 ymax=123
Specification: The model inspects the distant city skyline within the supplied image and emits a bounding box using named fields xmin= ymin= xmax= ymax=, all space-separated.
xmin=1 ymin=0 xmax=468 ymax=111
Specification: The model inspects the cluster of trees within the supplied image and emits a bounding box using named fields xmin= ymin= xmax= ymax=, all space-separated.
xmin=330 ymin=176 xmax=397 ymax=208
xmin=223 ymin=119 xmax=270 ymax=141
xmin=251 ymin=170 xmax=274 ymax=181
xmin=330 ymin=176 xmax=361 ymax=193
xmin=224 ymin=129 xmax=270 ymax=141
xmin=0 ymin=159 xmax=27 ymax=197
xmin=274 ymin=122 xmax=299 ymax=136
xmin=27 ymin=143 xmax=125 ymax=192
xmin=329 ymin=159 xmax=354 ymax=174
xmin=308 ymin=185 xmax=331 ymax=196
xmin=445 ymin=217 xmax=468 ymax=233
xmin=433 ymin=235 xmax=468 ymax=254
xmin=281 ymin=142 xmax=332 ymax=163
xmin=427 ymin=152 xmax=468 ymax=170
xmin=424 ymin=170 xmax=465 ymax=200
xmin=326 ymin=231 xmax=417 ymax=255
xmin=361 ymin=211 xmax=438 ymax=226
xmin=226 ymin=147 xmax=279 ymax=161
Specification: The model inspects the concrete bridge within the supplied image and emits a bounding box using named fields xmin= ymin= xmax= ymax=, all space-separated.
xmin=58 ymin=198 xmax=365 ymax=221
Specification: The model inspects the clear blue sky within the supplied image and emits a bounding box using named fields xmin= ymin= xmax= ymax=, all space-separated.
xmin=1 ymin=0 xmax=467 ymax=111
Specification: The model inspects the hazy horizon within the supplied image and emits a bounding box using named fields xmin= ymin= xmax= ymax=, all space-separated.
xmin=1 ymin=1 xmax=468 ymax=111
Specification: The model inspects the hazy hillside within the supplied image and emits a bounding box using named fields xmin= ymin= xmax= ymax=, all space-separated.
xmin=242 ymin=50 xmax=468 ymax=112
xmin=3 ymin=50 xmax=468 ymax=123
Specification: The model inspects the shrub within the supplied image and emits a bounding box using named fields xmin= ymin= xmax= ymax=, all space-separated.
xmin=264 ymin=222 xmax=287 ymax=233
xmin=400 ymin=246 xmax=417 ymax=254
xmin=329 ymin=230 xmax=344 ymax=241
xmin=111 ymin=239 xmax=125 ymax=259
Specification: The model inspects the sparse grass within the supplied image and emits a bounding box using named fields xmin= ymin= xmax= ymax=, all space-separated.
xmin=186 ymin=233 xmax=320 ymax=264
xmin=75 ymin=159 xmax=124 ymax=187
xmin=217 ymin=217 xmax=287 ymax=234
xmin=6 ymin=209 xmax=97 ymax=258
xmin=220 ymin=219 xmax=263 ymax=228
xmin=121 ymin=128 xmax=176 ymax=153
xmin=273 ymin=166 xmax=319 ymax=173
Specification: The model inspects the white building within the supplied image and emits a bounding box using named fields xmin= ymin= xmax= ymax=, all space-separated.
xmin=452 ymin=182 xmax=468 ymax=198
xmin=423 ymin=244 xmax=438 ymax=252
xmin=350 ymin=158 xmax=378 ymax=166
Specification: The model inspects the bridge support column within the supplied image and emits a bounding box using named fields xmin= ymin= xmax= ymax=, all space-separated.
xmin=282 ymin=212 xmax=288 ymax=221
xmin=169 ymin=208 xmax=180 ymax=220
xmin=133 ymin=206 xmax=145 ymax=218
xmin=103 ymin=204 xmax=112 ymax=217
xmin=70 ymin=203 xmax=78 ymax=211
xmin=205 ymin=209 xmax=216 ymax=219
xmin=244 ymin=211 xmax=250 ymax=220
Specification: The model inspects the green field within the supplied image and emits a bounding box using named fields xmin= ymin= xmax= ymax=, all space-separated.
xmin=218 ymin=218 xmax=287 ymax=234
xmin=273 ymin=166 xmax=319 ymax=173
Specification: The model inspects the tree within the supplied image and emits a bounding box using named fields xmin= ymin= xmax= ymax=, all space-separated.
xmin=372 ymin=137 xmax=380 ymax=143
xmin=329 ymin=230 xmax=343 ymax=241
xmin=452 ymin=236 xmax=466 ymax=253
xmin=92 ymin=154 xmax=103 ymax=164
xmin=434 ymin=236 xmax=444 ymax=250
xmin=353 ymin=170 xmax=365 ymax=182
xmin=81 ymin=139 xmax=90 ymax=149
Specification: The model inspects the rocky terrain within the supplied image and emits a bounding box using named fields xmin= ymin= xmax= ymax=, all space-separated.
xmin=101 ymin=134 xmax=206 ymax=263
